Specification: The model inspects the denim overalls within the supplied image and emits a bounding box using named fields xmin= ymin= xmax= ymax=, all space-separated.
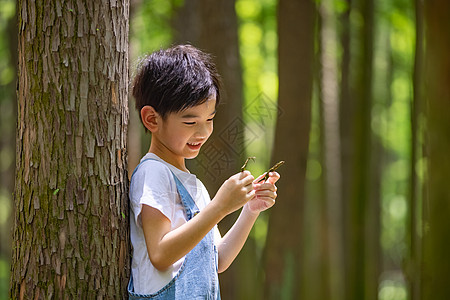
xmin=128 ymin=159 xmax=221 ymax=299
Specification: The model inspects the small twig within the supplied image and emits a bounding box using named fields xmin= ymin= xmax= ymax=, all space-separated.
xmin=240 ymin=156 xmax=256 ymax=172
xmin=256 ymin=160 xmax=285 ymax=183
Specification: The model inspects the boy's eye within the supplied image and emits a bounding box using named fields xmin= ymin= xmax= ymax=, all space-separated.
xmin=207 ymin=117 xmax=214 ymax=122
xmin=183 ymin=122 xmax=196 ymax=125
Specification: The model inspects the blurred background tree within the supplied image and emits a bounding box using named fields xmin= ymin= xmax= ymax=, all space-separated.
xmin=421 ymin=0 xmax=450 ymax=299
xmin=263 ymin=0 xmax=315 ymax=299
xmin=1 ymin=0 xmax=449 ymax=299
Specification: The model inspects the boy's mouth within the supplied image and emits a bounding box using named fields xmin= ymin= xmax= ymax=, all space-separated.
xmin=187 ymin=141 xmax=202 ymax=150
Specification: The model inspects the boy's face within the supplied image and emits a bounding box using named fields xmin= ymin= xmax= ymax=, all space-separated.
xmin=152 ymin=97 xmax=216 ymax=168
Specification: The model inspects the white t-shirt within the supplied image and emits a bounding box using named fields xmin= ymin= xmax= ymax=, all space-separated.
xmin=129 ymin=153 xmax=222 ymax=295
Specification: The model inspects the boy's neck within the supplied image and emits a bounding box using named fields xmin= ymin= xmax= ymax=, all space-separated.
xmin=148 ymin=144 xmax=189 ymax=173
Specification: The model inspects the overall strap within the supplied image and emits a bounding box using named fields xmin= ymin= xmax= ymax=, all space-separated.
xmin=131 ymin=158 xmax=200 ymax=220
xmin=171 ymin=175 xmax=200 ymax=220
xmin=130 ymin=158 xmax=156 ymax=180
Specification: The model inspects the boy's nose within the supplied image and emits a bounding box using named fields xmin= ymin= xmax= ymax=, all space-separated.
xmin=195 ymin=124 xmax=212 ymax=139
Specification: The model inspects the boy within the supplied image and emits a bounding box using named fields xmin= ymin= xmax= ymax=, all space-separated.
xmin=128 ymin=45 xmax=279 ymax=299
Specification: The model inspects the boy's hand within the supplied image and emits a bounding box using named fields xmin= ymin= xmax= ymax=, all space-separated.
xmin=245 ymin=172 xmax=280 ymax=214
xmin=213 ymin=171 xmax=255 ymax=216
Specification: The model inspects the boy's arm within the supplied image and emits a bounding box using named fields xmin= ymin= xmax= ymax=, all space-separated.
xmin=216 ymin=172 xmax=280 ymax=273
xmin=141 ymin=171 xmax=255 ymax=271
xmin=216 ymin=204 xmax=259 ymax=273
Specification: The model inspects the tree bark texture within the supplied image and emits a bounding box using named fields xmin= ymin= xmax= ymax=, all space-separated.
xmin=10 ymin=1 xmax=129 ymax=298
xmin=263 ymin=0 xmax=315 ymax=299
xmin=421 ymin=1 xmax=450 ymax=299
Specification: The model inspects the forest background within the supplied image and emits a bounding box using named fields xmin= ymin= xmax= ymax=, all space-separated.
xmin=1 ymin=0 xmax=449 ymax=299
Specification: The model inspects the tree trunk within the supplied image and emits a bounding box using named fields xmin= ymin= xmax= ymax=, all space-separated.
xmin=263 ymin=0 xmax=315 ymax=299
xmin=344 ymin=0 xmax=378 ymax=298
xmin=421 ymin=1 xmax=450 ymax=299
xmin=408 ymin=0 xmax=424 ymax=298
xmin=338 ymin=2 xmax=352 ymax=298
xmin=10 ymin=1 xmax=130 ymax=298
xmin=318 ymin=0 xmax=345 ymax=299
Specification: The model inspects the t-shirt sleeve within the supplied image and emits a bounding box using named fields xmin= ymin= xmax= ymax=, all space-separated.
xmin=130 ymin=160 xmax=178 ymax=227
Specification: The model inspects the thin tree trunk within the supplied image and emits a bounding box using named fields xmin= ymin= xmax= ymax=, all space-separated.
xmin=366 ymin=137 xmax=382 ymax=300
xmin=421 ymin=1 xmax=450 ymax=299
xmin=10 ymin=1 xmax=130 ymax=298
xmin=263 ymin=0 xmax=315 ymax=298
xmin=318 ymin=0 xmax=344 ymax=298
xmin=345 ymin=0 xmax=378 ymax=298
xmin=361 ymin=1 xmax=379 ymax=298
xmin=408 ymin=0 xmax=423 ymax=299
xmin=338 ymin=2 xmax=352 ymax=298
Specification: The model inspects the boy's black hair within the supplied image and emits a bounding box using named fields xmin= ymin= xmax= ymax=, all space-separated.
xmin=132 ymin=44 xmax=221 ymax=123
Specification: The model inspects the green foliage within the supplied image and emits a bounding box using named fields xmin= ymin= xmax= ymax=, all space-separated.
xmin=0 ymin=0 xmax=15 ymax=87
xmin=0 ymin=257 xmax=9 ymax=299
xmin=374 ymin=0 xmax=416 ymax=296
xmin=130 ymin=0 xmax=177 ymax=61
xmin=379 ymin=279 xmax=407 ymax=300
xmin=0 ymin=191 xmax=11 ymax=229
xmin=237 ymin=0 xmax=278 ymax=105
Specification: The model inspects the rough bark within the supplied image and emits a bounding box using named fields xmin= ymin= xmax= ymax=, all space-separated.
xmin=263 ymin=0 xmax=315 ymax=298
xmin=10 ymin=1 xmax=130 ymax=298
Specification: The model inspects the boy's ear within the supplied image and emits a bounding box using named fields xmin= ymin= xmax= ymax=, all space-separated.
xmin=141 ymin=106 xmax=160 ymax=132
